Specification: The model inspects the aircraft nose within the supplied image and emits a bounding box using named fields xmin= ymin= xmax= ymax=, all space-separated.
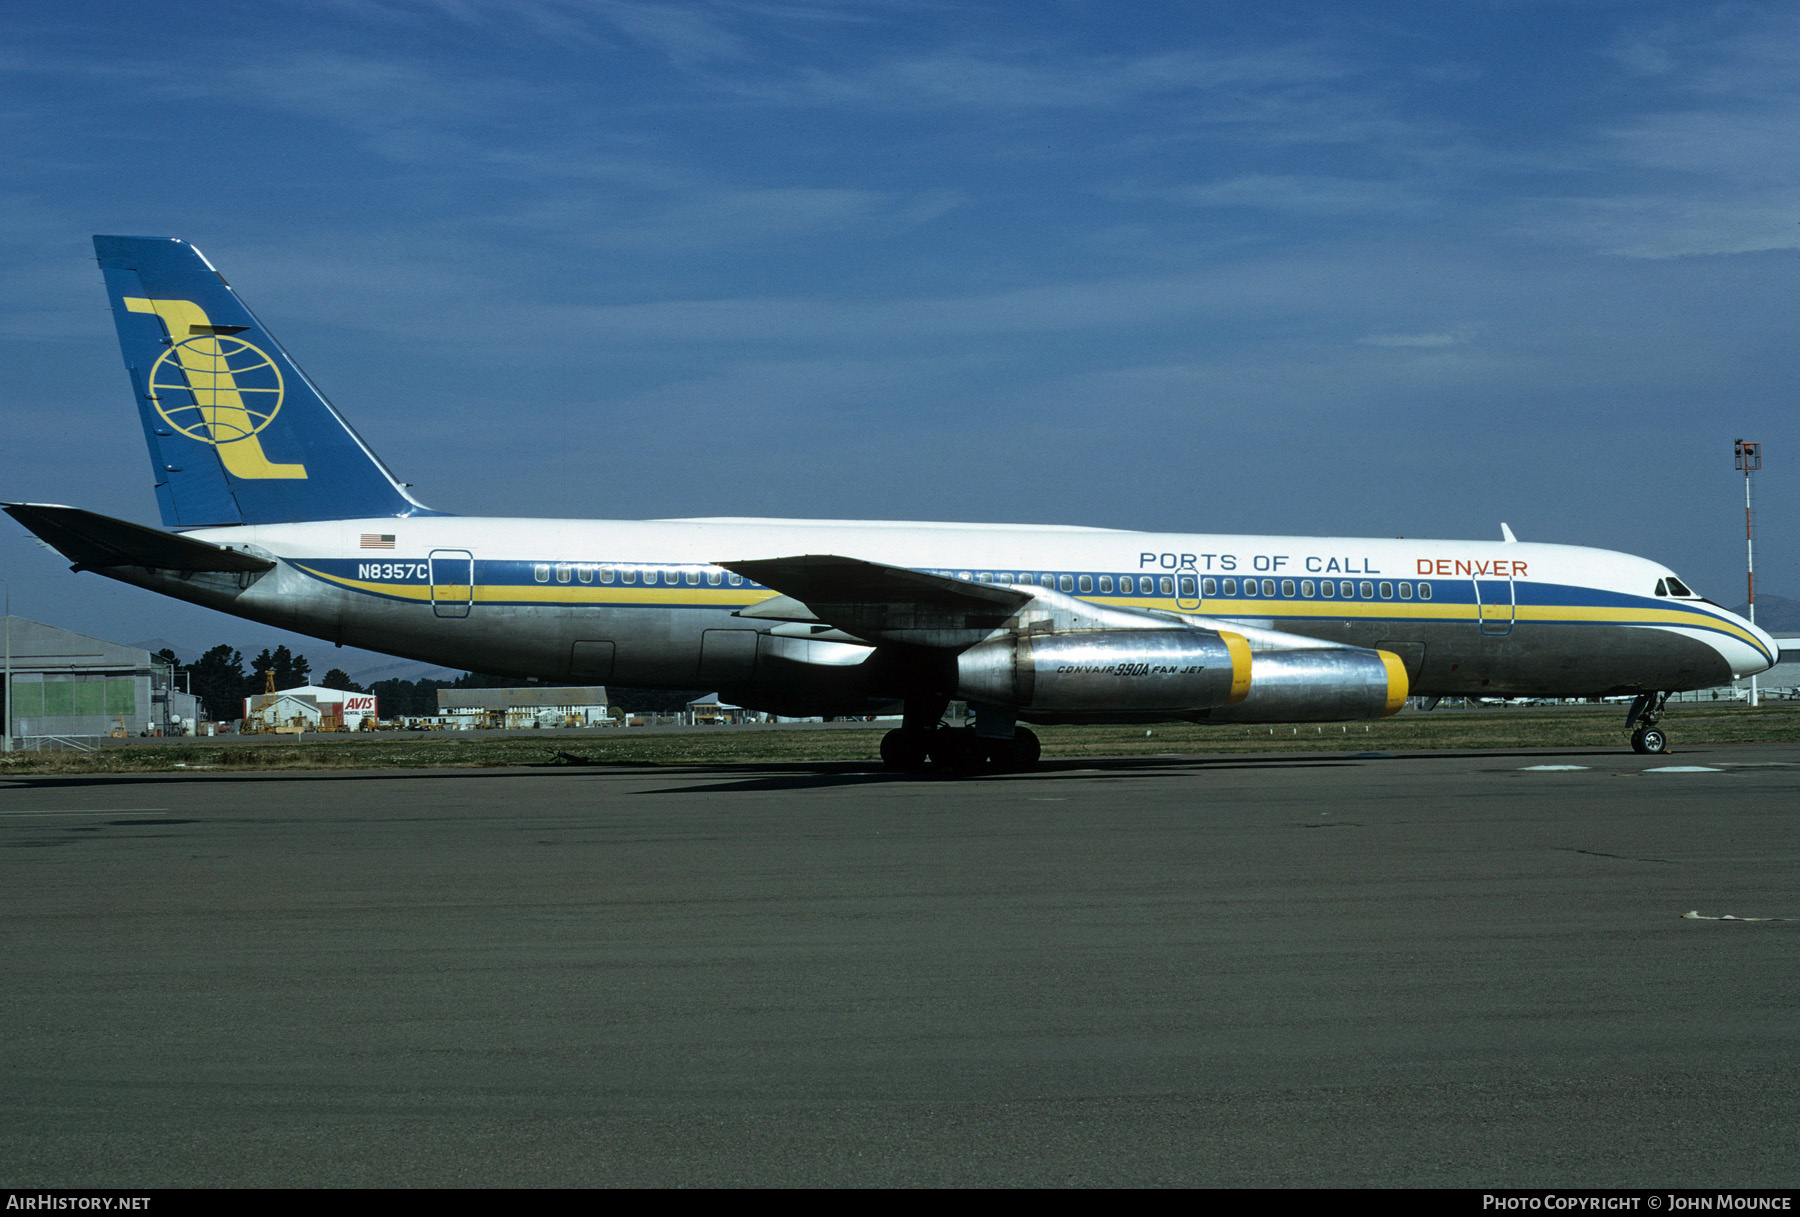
xmin=1727 ymin=610 xmax=1781 ymax=677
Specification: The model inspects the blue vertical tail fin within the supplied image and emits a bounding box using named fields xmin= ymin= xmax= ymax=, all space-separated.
xmin=93 ymin=235 xmax=431 ymax=527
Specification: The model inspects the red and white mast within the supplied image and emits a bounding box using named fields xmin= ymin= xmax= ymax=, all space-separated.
xmin=1735 ymin=439 xmax=1761 ymax=707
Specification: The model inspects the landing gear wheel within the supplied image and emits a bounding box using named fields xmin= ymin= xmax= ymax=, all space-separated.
xmin=928 ymin=726 xmax=983 ymax=776
xmin=1624 ymin=691 xmax=1672 ymax=755
xmin=984 ymin=727 xmax=1041 ymax=773
xmin=880 ymin=728 xmax=932 ymax=773
xmin=1015 ymin=726 xmax=1043 ymax=772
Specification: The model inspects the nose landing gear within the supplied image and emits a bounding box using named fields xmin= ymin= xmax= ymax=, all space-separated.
xmin=1625 ymin=691 xmax=1671 ymax=754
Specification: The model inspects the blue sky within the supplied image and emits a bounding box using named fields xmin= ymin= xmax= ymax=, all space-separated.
xmin=2 ymin=1 xmax=1796 ymax=666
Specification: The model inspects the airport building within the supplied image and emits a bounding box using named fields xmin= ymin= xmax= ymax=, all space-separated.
xmin=1 ymin=616 xmax=201 ymax=745
xmin=243 ymin=685 xmax=380 ymax=732
xmin=436 ymin=686 xmax=611 ymax=729
xmin=688 ymin=693 xmax=764 ymax=724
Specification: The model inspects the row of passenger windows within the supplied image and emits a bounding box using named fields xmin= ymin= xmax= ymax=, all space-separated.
xmin=932 ymin=570 xmax=1434 ymax=601
xmin=528 ymin=561 xmax=1434 ymax=603
xmin=1219 ymin=577 xmax=1432 ymax=601
xmin=533 ymin=564 xmax=746 ymax=587
xmin=937 ymin=571 xmax=1191 ymax=594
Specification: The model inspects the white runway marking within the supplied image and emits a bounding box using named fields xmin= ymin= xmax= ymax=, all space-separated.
xmin=0 ymin=808 xmax=172 ymax=818
xmin=1644 ymin=766 xmax=1722 ymax=773
xmin=1520 ymin=765 xmax=1589 ymax=771
xmin=1682 ymin=910 xmax=1797 ymax=922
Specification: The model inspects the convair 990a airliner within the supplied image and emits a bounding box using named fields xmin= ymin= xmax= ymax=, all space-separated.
xmin=4 ymin=237 xmax=1777 ymax=768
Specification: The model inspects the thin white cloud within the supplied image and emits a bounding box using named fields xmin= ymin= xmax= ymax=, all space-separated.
xmin=1172 ymin=174 xmax=1424 ymax=216
xmin=1608 ymin=41 xmax=1675 ymax=76
xmin=1526 ymin=8 xmax=1800 ymax=257
xmin=496 ymin=186 xmax=964 ymax=252
xmin=1360 ymin=330 xmax=1470 ymax=349
xmin=591 ymin=1 xmax=749 ymax=64
xmin=1530 ymin=190 xmax=1800 ymax=259
xmin=754 ymin=42 xmax=1353 ymax=113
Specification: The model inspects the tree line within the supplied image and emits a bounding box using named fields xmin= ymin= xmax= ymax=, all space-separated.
xmin=156 ymin=645 xmax=696 ymax=721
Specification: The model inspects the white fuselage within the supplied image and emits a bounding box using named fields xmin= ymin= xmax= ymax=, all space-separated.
xmin=140 ymin=514 xmax=1774 ymax=713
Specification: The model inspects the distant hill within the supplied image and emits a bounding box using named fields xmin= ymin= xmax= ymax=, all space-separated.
xmin=130 ymin=638 xmax=191 ymax=661
xmin=341 ymin=657 xmax=463 ymax=686
xmin=1729 ymin=593 xmax=1800 ymax=635
xmin=130 ymin=637 xmax=460 ymax=686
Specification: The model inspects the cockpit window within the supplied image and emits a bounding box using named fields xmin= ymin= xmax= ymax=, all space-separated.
xmin=1665 ymin=576 xmax=1694 ymax=597
xmin=1654 ymin=579 xmax=1667 ymax=597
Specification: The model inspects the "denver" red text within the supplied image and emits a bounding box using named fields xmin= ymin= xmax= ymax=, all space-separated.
xmin=1417 ymin=558 xmax=1528 ymax=577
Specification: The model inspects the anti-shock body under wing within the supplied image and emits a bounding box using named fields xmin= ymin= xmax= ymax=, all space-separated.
xmin=94 ymin=235 xmax=429 ymax=528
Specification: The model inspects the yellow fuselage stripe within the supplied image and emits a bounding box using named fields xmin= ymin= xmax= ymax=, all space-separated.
xmin=295 ymin=563 xmax=778 ymax=607
xmin=1095 ymin=596 xmax=1768 ymax=656
xmin=293 ymin=565 xmax=1766 ymax=659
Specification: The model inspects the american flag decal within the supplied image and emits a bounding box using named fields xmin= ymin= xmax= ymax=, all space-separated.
xmin=360 ymin=534 xmax=396 ymax=549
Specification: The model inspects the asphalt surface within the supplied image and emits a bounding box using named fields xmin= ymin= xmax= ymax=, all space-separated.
xmin=3 ymin=744 xmax=1797 ymax=1187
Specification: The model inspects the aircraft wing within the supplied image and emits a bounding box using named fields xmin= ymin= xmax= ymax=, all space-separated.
xmin=722 ymin=552 xmax=1362 ymax=656
xmin=721 ymin=554 xmax=1031 ymax=646
xmin=3 ymin=503 xmax=276 ymax=574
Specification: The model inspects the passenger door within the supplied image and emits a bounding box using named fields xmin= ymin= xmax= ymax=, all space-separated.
xmin=1473 ymin=577 xmax=1514 ymax=637
xmin=1176 ymin=562 xmax=1201 ymax=612
xmin=428 ymin=549 xmax=474 ymax=619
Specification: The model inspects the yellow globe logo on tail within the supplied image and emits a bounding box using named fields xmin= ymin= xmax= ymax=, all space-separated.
xmin=150 ymin=334 xmax=284 ymax=443
xmin=128 ymin=297 xmax=307 ymax=480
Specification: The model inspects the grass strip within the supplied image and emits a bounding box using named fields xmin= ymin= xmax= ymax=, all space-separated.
xmin=2 ymin=703 xmax=1796 ymax=774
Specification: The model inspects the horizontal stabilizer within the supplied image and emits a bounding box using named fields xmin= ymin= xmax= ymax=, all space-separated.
xmin=3 ymin=503 xmax=275 ymax=573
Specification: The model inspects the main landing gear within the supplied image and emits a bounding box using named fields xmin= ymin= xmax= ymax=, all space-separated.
xmin=880 ymin=725 xmax=1042 ymax=776
xmin=880 ymin=696 xmax=1041 ymax=776
xmin=1625 ymin=691 xmax=1671 ymax=754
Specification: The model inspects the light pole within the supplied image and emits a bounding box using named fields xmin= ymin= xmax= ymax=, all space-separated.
xmin=3 ymin=576 xmax=11 ymax=753
xmin=1735 ymin=439 xmax=1761 ymax=708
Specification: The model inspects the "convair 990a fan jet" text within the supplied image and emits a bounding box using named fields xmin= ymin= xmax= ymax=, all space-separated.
xmin=5 ymin=237 xmax=1777 ymax=769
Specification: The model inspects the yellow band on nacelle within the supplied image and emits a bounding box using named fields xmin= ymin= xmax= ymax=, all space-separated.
xmin=1376 ymin=649 xmax=1410 ymax=716
xmin=1219 ymin=630 xmax=1253 ymax=705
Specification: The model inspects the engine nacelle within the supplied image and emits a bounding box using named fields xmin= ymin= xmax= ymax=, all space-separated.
xmin=955 ymin=629 xmax=1252 ymax=713
xmin=955 ymin=629 xmax=1409 ymax=722
xmin=1192 ymin=646 xmax=1408 ymax=722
